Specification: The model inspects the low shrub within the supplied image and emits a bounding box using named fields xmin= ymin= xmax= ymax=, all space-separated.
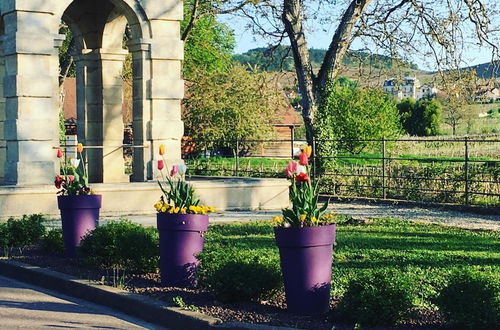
xmin=42 ymin=228 xmax=64 ymax=254
xmin=337 ymin=269 xmax=414 ymax=326
xmin=435 ymin=270 xmax=500 ymax=329
xmin=0 ymin=214 xmax=47 ymax=256
xmin=198 ymin=249 xmax=282 ymax=302
xmin=79 ymin=220 xmax=159 ymax=273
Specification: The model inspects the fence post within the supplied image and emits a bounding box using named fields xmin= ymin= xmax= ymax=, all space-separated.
xmin=464 ymin=137 xmax=469 ymax=205
xmin=290 ymin=126 xmax=295 ymax=159
xmin=235 ymin=139 xmax=240 ymax=177
xmin=312 ymin=137 xmax=317 ymax=181
xmin=382 ymin=138 xmax=387 ymax=199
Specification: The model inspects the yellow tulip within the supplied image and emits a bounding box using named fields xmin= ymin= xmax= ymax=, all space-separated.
xmin=77 ymin=143 xmax=84 ymax=153
xmin=159 ymin=144 xmax=165 ymax=156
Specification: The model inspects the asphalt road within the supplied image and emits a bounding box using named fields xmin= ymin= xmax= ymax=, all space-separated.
xmin=0 ymin=275 xmax=162 ymax=329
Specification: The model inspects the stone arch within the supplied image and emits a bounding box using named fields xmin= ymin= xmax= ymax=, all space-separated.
xmin=60 ymin=0 xmax=150 ymax=183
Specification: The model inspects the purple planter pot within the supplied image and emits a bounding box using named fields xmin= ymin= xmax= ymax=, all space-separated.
xmin=274 ymin=224 xmax=336 ymax=314
xmin=157 ymin=213 xmax=209 ymax=287
xmin=57 ymin=195 xmax=102 ymax=258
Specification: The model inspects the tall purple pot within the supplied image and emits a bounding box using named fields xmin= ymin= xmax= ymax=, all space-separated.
xmin=157 ymin=213 xmax=209 ymax=287
xmin=57 ymin=195 xmax=102 ymax=258
xmin=274 ymin=224 xmax=336 ymax=314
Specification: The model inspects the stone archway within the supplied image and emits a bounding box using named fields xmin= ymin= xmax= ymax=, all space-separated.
xmin=0 ymin=0 xmax=184 ymax=186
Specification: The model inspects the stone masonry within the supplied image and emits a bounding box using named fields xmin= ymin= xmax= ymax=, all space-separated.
xmin=0 ymin=0 xmax=184 ymax=185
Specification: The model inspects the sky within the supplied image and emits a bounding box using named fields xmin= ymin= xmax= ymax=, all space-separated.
xmin=219 ymin=13 xmax=498 ymax=71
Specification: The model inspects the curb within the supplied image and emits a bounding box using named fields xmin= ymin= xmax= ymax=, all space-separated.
xmin=0 ymin=259 xmax=297 ymax=330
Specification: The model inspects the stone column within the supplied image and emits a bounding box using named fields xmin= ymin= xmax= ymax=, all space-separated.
xmin=75 ymin=48 xmax=128 ymax=183
xmin=148 ymin=18 xmax=185 ymax=179
xmin=0 ymin=35 xmax=6 ymax=183
xmin=2 ymin=8 xmax=60 ymax=185
xmin=128 ymin=39 xmax=151 ymax=181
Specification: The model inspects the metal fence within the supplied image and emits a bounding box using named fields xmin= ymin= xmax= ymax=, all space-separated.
xmin=182 ymin=136 xmax=500 ymax=207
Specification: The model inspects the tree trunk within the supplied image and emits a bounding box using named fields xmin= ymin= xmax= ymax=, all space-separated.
xmin=282 ymin=0 xmax=317 ymax=145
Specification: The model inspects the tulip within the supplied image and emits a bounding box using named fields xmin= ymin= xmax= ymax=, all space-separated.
xmin=67 ymin=175 xmax=75 ymax=183
xmin=170 ymin=165 xmax=179 ymax=177
xmin=54 ymin=175 xmax=63 ymax=189
xmin=159 ymin=144 xmax=165 ymax=156
xmin=298 ymin=152 xmax=309 ymax=166
xmin=157 ymin=160 xmax=164 ymax=171
xmin=178 ymin=164 xmax=187 ymax=175
xmin=57 ymin=149 xmax=63 ymax=158
xmin=284 ymin=161 xmax=298 ymax=177
xmin=70 ymin=158 xmax=80 ymax=168
xmin=295 ymin=172 xmax=310 ymax=183
xmin=297 ymin=165 xmax=307 ymax=174
xmin=77 ymin=143 xmax=84 ymax=153
xmin=303 ymin=145 xmax=312 ymax=158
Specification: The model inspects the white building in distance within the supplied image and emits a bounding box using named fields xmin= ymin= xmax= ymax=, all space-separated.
xmin=384 ymin=77 xmax=437 ymax=100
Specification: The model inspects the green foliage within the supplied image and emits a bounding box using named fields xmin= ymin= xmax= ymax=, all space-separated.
xmin=337 ymin=269 xmax=414 ymax=326
xmin=79 ymin=220 xmax=158 ymax=273
xmin=182 ymin=2 xmax=235 ymax=78
xmin=157 ymin=176 xmax=201 ymax=211
xmin=42 ymin=228 xmax=64 ymax=254
xmin=199 ymin=219 xmax=500 ymax=323
xmin=281 ymin=178 xmax=329 ymax=227
xmin=198 ymin=223 xmax=282 ymax=302
xmin=0 ymin=215 xmax=47 ymax=256
xmin=397 ymin=98 xmax=442 ymax=136
xmin=316 ymin=82 xmax=401 ymax=157
xmin=436 ymin=270 xmax=500 ymax=329
xmin=183 ymin=65 xmax=281 ymax=149
xmin=58 ymin=24 xmax=76 ymax=79
xmin=487 ymin=108 xmax=500 ymax=118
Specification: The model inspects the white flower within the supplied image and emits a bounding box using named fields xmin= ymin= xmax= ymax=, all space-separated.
xmin=70 ymin=158 xmax=81 ymax=168
xmin=178 ymin=164 xmax=187 ymax=175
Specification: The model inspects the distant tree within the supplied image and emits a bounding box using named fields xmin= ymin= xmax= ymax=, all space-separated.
xmin=183 ymin=65 xmax=285 ymax=150
xmin=316 ymin=82 xmax=401 ymax=155
xmin=397 ymin=98 xmax=442 ymax=136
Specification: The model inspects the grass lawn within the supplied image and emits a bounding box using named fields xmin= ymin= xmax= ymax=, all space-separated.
xmin=202 ymin=218 xmax=500 ymax=309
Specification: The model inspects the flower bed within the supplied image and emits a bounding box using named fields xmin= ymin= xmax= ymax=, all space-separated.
xmin=2 ymin=217 xmax=499 ymax=329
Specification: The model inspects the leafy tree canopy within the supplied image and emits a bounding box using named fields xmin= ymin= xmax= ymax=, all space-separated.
xmin=398 ymin=98 xmax=442 ymax=136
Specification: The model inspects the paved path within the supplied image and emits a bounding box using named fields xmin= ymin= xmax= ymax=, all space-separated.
xmin=100 ymin=201 xmax=499 ymax=231
xmin=0 ymin=275 xmax=162 ymax=329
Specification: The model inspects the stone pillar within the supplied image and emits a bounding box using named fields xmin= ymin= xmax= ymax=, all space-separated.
xmin=2 ymin=8 xmax=60 ymax=185
xmin=128 ymin=39 xmax=151 ymax=181
xmin=75 ymin=48 xmax=128 ymax=183
xmin=0 ymin=35 xmax=6 ymax=183
xmin=148 ymin=18 xmax=185 ymax=179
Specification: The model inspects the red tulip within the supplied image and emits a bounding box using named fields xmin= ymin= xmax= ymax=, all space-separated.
xmin=56 ymin=149 xmax=63 ymax=158
xmin=54 ymin=175 xmax=63 ymax=189
xmin=298 ymin=152 xmax=309 ymax=166
xmin=157 ymin=160 xmax=164 ymax=171
xmin=295 ymin=172 xmax=310 ymax=183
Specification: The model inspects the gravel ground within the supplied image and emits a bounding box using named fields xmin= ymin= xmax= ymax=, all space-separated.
xmin=95 ymin=200 xmax=500 ymax=232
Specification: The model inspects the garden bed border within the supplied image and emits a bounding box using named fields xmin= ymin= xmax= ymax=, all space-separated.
xmin=0 ymin=259 xmax=297 ymax=330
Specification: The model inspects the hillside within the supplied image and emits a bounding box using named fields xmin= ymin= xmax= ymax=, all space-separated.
xmin=462 ymin=60 xmax=500 ymax=79
xmin=233 ymin=46 xmax=419 ymax=72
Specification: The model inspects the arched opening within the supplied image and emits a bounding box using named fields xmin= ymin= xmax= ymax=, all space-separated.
xmin=0 ymin=15 xmax=6 ymax=183
xmin=60 ymin=0 xmax=147 ymax=183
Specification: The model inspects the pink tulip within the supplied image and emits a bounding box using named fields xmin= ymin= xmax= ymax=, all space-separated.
xmin=157 ymin=160 xmax=164 ymax=171
xmin=170 ymin=165 xmax=179 ymax=177
xmin=284 ymin=161 xmax=298 ymax=177
xmin=67 ymin=175 xmax=75 ymax=183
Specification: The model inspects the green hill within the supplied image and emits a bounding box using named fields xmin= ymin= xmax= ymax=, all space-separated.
xmin=232 ymin=46 xmax=419 ymax=71
xmin=463 ymin=60 xmax=500 ymax=79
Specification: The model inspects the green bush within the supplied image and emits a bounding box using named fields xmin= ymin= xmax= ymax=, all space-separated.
xmin=317 ymin=82 xmax=401 ymax=156
xmin=198 ymin=249 xmax=282 ymax=302
xmin=42 ymin=228 xmax=64 ymax=254
xmin=337 ymin=270 xmax=414 ymax=326
xmin=435 ymin=270 xmax=500 ymax=329
xmin=0 ymin=214 xmax=46 ymax=255
xmin=397 ymin=98 xmax=442 ymax=136
xmin=79 ymin=220 xmax=159 ymax=273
